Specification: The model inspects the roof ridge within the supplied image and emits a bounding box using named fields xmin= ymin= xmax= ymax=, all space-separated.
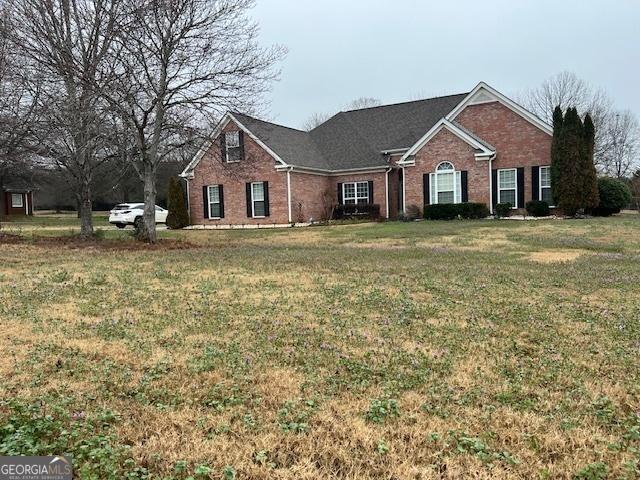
xmin=340 ymin=92 xmax=469 ymax=114
xmin=231 ymin=111 xmax=308 ymax=134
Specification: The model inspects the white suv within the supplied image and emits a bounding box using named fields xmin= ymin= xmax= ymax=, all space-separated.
xmin=109 ymin=203 xmax=168 ymax=229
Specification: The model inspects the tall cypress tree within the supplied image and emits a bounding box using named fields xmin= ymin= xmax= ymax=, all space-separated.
xmin=550 ymin=106 xmax=565 ymax=205
xmin=558 ymin=108 xmax=584 ymax=216
xmin=581 ymin=113 xmax=600 ymax=210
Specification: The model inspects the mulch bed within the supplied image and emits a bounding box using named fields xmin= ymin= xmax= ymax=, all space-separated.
xmin=0 ymin=233 xmax=196 ymax=251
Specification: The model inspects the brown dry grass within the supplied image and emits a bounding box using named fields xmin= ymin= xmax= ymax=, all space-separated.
xmin=1 ymin=216 xmax=639 ymax=479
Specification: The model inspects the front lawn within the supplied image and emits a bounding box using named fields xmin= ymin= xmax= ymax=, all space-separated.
xmin=1 ymin=217 xmax=639 ymax=479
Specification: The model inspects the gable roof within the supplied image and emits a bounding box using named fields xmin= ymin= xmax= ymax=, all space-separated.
xmin=399 ymin=118 xmax=496 ymax=164
xmin=181 ymin=82 xmax=549 ymax=176
xmin=231 ymin=113 xmax=328 ymax=170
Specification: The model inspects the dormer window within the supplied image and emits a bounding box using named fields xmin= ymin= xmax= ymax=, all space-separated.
xmin=224 ymin=131 xmax=243 ymax=162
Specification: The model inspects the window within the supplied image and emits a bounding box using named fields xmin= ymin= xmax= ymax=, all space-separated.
xmin=11 ymin=193 xmax=23 ymax=208
xmin=251 ymin=182 xmax=266 ymax=217
xmin=430 ymin=162 xmax=461 ymax=204
xmin=343 ymin=181 xmax=370 ymax=205
xmin=225 ymin=131 xmax=242 ymax=162
xmin=208 ymin=185 xmax=222 ymax=218
xmin=498 ymin=169 xmax=517 ymax=207
xmin=539 ymin=166 xmax=553 ymax=205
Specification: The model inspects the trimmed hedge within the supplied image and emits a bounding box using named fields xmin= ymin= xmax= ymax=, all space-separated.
xmin=423 ymin=202 xmax=489 ymax=220
xmin=495 ymin=202 xmax=513 ymax=218
xmin=591 ymin=177 xmax=632 ymax=216
xmin=334 ymin=203 xmax=381 ymax=220
xmin=526 ymin=200 xmax=550 ymax=217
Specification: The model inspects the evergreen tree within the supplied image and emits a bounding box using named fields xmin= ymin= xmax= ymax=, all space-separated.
xmin=550 ymin=106 xmax=565 ymax=205
xmin=558 ymin=108 xmax=584 ymax=215
xmin=166 ymin=177 xmax=189 ymax=229
xmin=581 ymin=113 xmax=600 ymax=209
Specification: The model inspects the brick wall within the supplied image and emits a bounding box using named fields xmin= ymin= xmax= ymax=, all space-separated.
xmin=188 ymin=121 xmax=289 ymax=225
xmin=290 ymin=172 xmax=330 ymax=222
xmin=330 ymin=172 xmax=389 ymax=218
xmin=456 ymin=102 xmax=552 ymax=207
xmin=404 ymin=128 xmax=489 ymax=209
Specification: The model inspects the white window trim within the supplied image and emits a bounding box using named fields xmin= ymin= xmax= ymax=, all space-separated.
xmin=497 ymin=168 xmax=518 ymax=209
xmin=225 ymin=131 xmax=241 ymax=163
xmin=342 ymin=181 xmax=370 ymax=205
xmin=431 ymin=162 xmax=461 ymax=205
xmin=11 ymin=193 xmax=24 ymax=208
xmin=251 ymin=181 xmax=266 ymax=218
xmin=207 ymin=185 xmax=222 ymax=220
xmin=538 ymin=166 xmax=555 ymax=207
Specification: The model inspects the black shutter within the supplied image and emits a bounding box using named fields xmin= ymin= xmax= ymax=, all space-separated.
xmin=219 ymin=185 xmax=225 ymax=218
xmin=461 ymin=171 xmax=469 ymax=203
xmin=531 ymin=166 xmax=540 ymax=202
xmin=238 ymin=130 xmax=245 ymax=160
xmin=517 ymin=167 xmax=525 ymax=208
xmin=220 ymin=134 xmax=226 ymax=162
xmin=246 ymin=183 xmax=252 ymax=217
xmin=202 ymin=185 xmax=209 ymax=219
xmin=337 ymin=183 xmax=343 ymax=204
xmin=263 ymin=182 xmax=270 ymax=217
xmin=368 ymin=181 xmax=374 ymax=204
xmin=423 ymin=174 xmax=430 ymax=206
xmin=491 ymin=169 xmax=498 ymax=209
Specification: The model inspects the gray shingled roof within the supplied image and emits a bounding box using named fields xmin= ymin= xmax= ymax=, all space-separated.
xmin=211 ymin=93 xmax=472 ymax=172
xmin=231 ymin=113 xmax=329 ymax=169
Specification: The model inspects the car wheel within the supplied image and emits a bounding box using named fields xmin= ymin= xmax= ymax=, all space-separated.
xmin=115 ymin=223 xmax=126 ymax=229
xmin=134 ymin=217 xmax=143 ymax=230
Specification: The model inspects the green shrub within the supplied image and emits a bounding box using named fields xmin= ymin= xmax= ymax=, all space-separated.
xmin=166 ymin=177 xmax=189 ymax=229
xmin=591 ymin=177 xmax=632 ymax=216
xmin=495 ymin=202 xmax=513 ymax=218
xmin=423 ymin=203 xmax=489 ymax=220
xmin=525 ymin=200 xmax=550 ymax=217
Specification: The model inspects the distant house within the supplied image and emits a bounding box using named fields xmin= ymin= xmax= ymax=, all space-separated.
xmin=180 ymin=82 xmax=553 ymax=225
xmin=1 ymin=178 xmax=35 ymax=217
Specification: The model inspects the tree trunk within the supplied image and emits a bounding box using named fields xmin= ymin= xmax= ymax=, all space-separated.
xmin=139 ymin=162 xmax=157 ymax=243
xmin=78 ymin=181 xmax=93 ymax=237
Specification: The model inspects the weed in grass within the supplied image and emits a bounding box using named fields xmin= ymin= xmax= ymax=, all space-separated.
xmin=365 ymin=398 xmax=400 ymax=424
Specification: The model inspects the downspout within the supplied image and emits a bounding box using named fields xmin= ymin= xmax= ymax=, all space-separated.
xmin=401 ymin=165 xmax=406 ymax=214
xmin=488 ymin=154 xmax=496 ymax=215
xmin=384 ymin=167 xmax=392 ymax=219
xmin=286 ymin=166 xmax=293 ymax=223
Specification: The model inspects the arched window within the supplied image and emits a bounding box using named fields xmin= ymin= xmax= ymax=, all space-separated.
xmin=429 ymin=162 xmax=462 ymax=204
xmin=437 ymin=161 xmax=454 ymax=172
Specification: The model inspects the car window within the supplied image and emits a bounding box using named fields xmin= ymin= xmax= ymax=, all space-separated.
xmin=114 ymin=205 xmax=130 ymax=211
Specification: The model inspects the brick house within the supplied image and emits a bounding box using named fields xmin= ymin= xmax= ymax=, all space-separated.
xmin=181 ymin=82 xmax=553 ymax=226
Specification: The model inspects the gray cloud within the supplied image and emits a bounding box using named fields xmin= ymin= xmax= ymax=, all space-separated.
xmin=252 ymin=0 xmax=639 ymax=129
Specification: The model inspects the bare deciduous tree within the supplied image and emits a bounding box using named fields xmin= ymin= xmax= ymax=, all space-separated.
xmin=302 ymin=111 xmax=333 ymax=131
xmin=522 ymin=71 xmax=640 ymax=177
xmin=0 ymin=2 xmax=42 ymax=223
xmin=521 ymin=71 xmax=613 ymax=167
xmin=601 ymin=111 xmax=640 ymax=179
xmin=10 ymin=0 xmax=125 ymax=236
xmin=101 ymin=0 xmax=285 ymax=243
xmin=302 ymin=97 xmax=382 ymax=131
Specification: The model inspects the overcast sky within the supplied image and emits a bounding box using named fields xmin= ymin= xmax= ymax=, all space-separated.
xmin=252 ymin=0 xmax=639 ymax=130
